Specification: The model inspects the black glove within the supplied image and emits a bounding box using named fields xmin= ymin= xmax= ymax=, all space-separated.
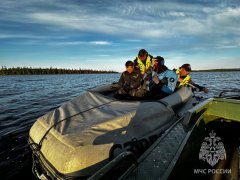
xmin=160 ymin=77 xmax=168 ymax=85
xmin=123 ymin=83 xmax=130 ymax=91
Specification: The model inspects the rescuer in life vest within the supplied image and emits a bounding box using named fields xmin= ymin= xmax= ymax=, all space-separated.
xmin=176 ymin=64 xmax=208 ymax=93
xmin=133 ymin=49 xmax=164 ymax=76
xmin=133 ymin=49 xmax=165 ymax=94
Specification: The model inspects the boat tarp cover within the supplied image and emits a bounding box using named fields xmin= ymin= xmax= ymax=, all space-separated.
xmin=29 ymin=87 xmax=191 ymax=176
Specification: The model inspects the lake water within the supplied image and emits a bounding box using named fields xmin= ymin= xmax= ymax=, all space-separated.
xmin=0 ymin=72 xmax=239 ymax=179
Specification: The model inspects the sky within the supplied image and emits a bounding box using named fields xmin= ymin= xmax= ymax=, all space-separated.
xmin=0 ymin=0 xmax=240 ymax=72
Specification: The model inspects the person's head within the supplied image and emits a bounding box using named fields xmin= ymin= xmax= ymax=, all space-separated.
xmin=125 ymin=60 xmax=134 ymax=73
xmin=155 ymin=56 xmax=165 ymax=66
xmin=158 ymin=64 xmax=168 ymax=73
xmin=180 ymin=64 xmax=191 ymax=77
xmin=138 ymin=49 xmax=148 ymax=61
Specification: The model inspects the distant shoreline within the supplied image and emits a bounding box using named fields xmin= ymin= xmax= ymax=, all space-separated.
xmin=0 ymin=67 xmax=117 ymax=75
xmin=1 ymin=66 xmax=240 ymax=75
xmin=192 ymin=68 xmax=240 ymax=72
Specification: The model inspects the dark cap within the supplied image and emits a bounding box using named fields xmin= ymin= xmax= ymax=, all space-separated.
xmin=181 ymin=64 xmax=191 ymax=71
xmin=138 ymin=49 xmax=148 ymax=57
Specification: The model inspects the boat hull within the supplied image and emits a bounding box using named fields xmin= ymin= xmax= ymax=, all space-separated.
xmin=122 ymin=97 xmax=240 ymax=180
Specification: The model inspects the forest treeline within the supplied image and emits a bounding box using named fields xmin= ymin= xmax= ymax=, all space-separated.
xmin=193 ymin=68 xmax=240 ymax=72
xmin=0 ymin=66 xmax=117 ymax=75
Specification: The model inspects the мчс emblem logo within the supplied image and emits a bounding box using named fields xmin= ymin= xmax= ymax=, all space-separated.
xmin=199 ymin=131 xmax=226 ymax=167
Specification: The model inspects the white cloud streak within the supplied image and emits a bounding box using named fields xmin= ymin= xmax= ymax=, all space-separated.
xmin=0 ymin=0 xmax=239 ymax=42
xmin=24 ymin=4 xmax=239 ymax=43
xmin=89 ymin=41 xmax=111 ymax=45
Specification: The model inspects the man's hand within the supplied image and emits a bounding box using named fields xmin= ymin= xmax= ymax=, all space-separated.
xmin=178 ymin=78 xmax=183 ymax=83
xmin=203 ymin=87 xmax=208 ymax=93
xmin=152 ymin=75 xmax=160 ymax=84
xmin=151 ymin=59 xmax=158 ymax=67
xmin=123 ymin=83 xmax=130 ymax=91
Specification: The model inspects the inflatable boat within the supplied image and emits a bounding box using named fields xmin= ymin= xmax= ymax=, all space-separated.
xmin=28 ymin=84 xmax=197 ymax=179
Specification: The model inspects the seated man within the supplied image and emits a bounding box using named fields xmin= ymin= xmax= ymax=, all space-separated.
xmin=149 ymin=64 xmax=178 ymax=97
xmin=116 ymin=61 xmax=144 ymax=97
xmin=176 ymin=64 xmax=208 ymax=93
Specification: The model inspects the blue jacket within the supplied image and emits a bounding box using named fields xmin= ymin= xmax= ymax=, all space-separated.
xmin=158 ymin=69 xmax=178 ymax=94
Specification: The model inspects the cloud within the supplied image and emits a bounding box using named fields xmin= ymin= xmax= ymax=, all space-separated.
xmin=1 ymin=0 xmax=240 ymax=41
xmin=98 ymin=54 xmax=111 ymax=57
xmin=89 ymin=41 xmax=111 ymax=45
xmin=168 ymin=11 xmax=186 ymax=17
xmin=209 ymin=7 xmax=240 ymax=34
xmin=217 ymin=45 xmax=238 ymax=49
xmin=48 ymin=40 xmax=111 ymax=46
xmin=124 ymin=39 xmax=143 ymax=42
xmin=0 ymin=33 xmax=55 ymax=40
xmin=48 ymin=41 xmax=85 ymax=46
